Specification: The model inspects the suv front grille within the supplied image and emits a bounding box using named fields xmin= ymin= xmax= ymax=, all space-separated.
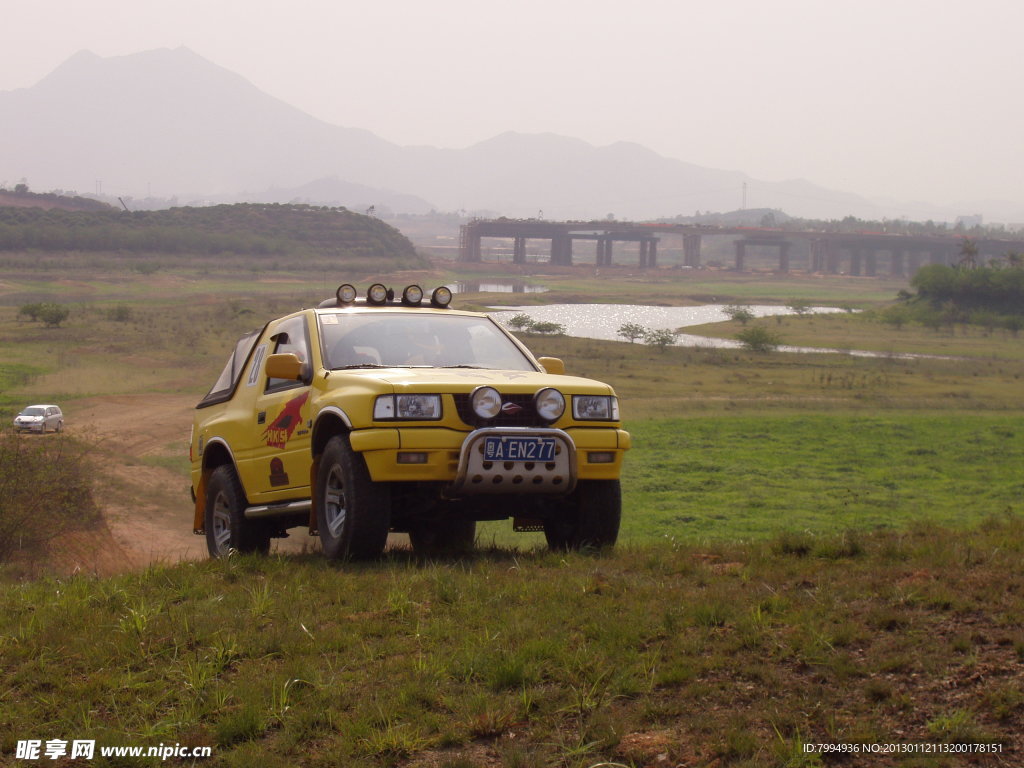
xmin=452 ymin=393 xmax=550 ymax=428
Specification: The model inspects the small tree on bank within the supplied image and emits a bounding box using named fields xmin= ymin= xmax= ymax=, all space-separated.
xmin=644 ymin=327 xmax=679 ymax=353
xmin=617 ymin=322 xmax=648 ymax=343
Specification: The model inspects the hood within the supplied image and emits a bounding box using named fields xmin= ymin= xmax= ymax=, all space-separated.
xmin=333 ymin=367 xmax=615 ymax=395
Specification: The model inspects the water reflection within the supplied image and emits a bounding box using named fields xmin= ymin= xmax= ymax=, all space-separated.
xmin=488 ymin=303 xmax=916 ymax=358
xmin=490 ymin=303 xmax=844 ymax=346
xmin=448 ymin=281 xmax=549 ymax=294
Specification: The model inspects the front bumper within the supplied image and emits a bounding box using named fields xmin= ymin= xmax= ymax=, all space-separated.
xmin=356 ymin=425 xmax=629 ymax=488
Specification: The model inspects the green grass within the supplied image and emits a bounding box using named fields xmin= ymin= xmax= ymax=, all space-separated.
xmin=622 ymin=412 xmax=1024 ymax=543
xmin=2 ymin=521 xmax=1023 ymax=766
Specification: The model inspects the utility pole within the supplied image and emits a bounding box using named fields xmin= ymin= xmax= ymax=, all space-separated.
xmin=742 ymin=182 xmax=747 ymax=210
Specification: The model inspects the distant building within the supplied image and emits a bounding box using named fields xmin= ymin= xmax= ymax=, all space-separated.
xmin=955 ymin=214 xmax=984 ymax=228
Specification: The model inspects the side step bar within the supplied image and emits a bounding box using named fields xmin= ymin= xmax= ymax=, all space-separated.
xmin=244 ymin=499 xmax=312 ymax=519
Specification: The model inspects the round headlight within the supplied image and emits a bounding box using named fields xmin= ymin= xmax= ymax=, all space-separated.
xmin=431 ymin=286 xmax=453 ymax=308
xmin=470 ymin=386 xmax=502 ymax=419
xmin=534 ymin=388 xmax=565 ymax=421
xmin=402 ymin=285 xmax=424 ymax=306
xmin=367 ymin=283 xmax=390 ymax=305
xmin=336 ymin=283 xmax=357 ymax=304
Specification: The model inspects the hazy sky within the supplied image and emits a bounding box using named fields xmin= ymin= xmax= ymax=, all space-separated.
xmin=2 ymin=0 xmax=1022 ymax=208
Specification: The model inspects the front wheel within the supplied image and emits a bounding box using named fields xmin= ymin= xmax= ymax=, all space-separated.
xmin=543 ymin=479 xmax=621 ymax=551
xmin=204 ymin=464 xmax=270 ymax=558
xmin=316 ymin=436 xmax=390 ymax=560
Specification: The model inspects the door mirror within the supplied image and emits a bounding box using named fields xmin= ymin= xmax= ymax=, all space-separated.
xmin=265 ymin=353 xmax=307 ymax=382
xmin=538 ymin=356 xmax=565 ymax=375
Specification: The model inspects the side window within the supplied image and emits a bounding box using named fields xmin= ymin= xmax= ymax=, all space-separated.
xmin=266 ymin=316 xmax=311 ymax=393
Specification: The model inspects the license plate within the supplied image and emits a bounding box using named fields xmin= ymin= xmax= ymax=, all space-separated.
xmin=484 ymin=436 xmax=556 ymax=462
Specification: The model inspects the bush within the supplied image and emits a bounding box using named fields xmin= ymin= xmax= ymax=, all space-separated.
xmin=643 ymin=328 xmax=679 ymax=352
xmin=530 ymin=321 xmax=565 ymax=335
xmin=37 ymin=304 xmax=70 ymax=327
xmin=0 ymin=432 xmax=101 ymax=562
xmin=507 ymin=313 xmax=535 ymax=332
xmin=735 ymin=325 xmax=782 ymax=352
xmin=723 ymin=305 xmax=755 ymax=325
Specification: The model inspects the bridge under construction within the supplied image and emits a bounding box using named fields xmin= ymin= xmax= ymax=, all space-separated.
xmin=458 ymin=219 xmax=1024 ymax=275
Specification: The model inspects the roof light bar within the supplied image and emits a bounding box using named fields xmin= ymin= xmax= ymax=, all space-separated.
xmin=336 ymin=283 xmax=357 ymax=305
xmin=402 ymin=285 xmax=424 ymax=306
xmin=431 ymin=286 xmax=453 ymax=308
xmin=367 ymin=283 xmax=392 ymax=305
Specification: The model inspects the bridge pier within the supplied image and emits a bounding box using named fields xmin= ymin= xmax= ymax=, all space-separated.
xmin=551 ymin=235 xmax=573 ymax=266
xmin=734 ymin=241 xmax=746 ymax=271
xmin=890 ymin=248 xmax=906 ymax=277
xmin=683 ymin=233 xmax=702 ymax=267
xmin=638 ymin=238 xmax=658 ymax=268
xmin=513 ymin=236 xmax=527 ymax=265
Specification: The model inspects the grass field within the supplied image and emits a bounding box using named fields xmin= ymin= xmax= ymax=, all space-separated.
xmin=3 ymin=261 xmax=1024 ymax=765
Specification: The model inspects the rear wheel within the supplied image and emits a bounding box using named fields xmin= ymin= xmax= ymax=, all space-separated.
xmin=543 ymin=480 xmax=621 ymax=551
xmin=204 ymin=464 xmax=270 ymax=558
xmin=316 ymin=436 xmax=390 ymax=560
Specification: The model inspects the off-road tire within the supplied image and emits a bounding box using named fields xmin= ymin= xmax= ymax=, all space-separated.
xmin=408 ymin=518 xmax=476 ymax=556
xmin=543 ymin=479 xmax=621 ymax=551
xmin=204 ymin=464 xmax=271 ymax=557
xmin=316 ymin=435 xmax=390 ymax=560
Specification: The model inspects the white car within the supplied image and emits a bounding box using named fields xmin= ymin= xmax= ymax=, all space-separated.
xmin=13 ymin=404 xmax=64 ymax=433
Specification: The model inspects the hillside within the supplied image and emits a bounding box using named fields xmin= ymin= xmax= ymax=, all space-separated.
xmin=0 ymin=47 xmax=986 ymax=222
xmin=0 ymin=202 xmax=424 ymax=265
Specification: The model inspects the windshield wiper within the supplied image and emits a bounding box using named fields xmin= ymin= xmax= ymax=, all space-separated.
xmin=442 ymin=364 xmax=485 ymax=369
xmin=333 ymin=363 xmax=390 ymax=370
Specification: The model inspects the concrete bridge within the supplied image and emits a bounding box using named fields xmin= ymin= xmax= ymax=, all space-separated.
xmin=458 ymin=219 xmax=1024 ymax=275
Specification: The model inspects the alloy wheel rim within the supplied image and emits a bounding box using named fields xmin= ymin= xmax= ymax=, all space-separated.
xmin=324 ymin=465 xmax=347 ymax=538
xmin=212 ymin=492 xmax=232 ymax=554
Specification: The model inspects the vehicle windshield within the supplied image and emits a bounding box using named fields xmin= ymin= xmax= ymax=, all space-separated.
xmin=319 ymin=312 xmax=536 ymax=371
xmin=21 ymin=407 xmax=45 ymax=416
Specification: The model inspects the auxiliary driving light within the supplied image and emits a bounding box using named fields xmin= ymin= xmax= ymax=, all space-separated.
xmin=336 ymin=283 xmax=357 ymax=304
xmin=402 ymin=285 xmax=424 ymax=306
xmin=534 ymin=387 xmax=566 ymax=421
xmin=470 ymin=386 xmax=502 ymax=419
xmin=367 ymin=283 xmax=391 ymax=305
xmin=431 ymin=286 xmax=453 ymax=308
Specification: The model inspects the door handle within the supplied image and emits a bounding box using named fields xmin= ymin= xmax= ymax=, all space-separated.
xmin=257 ymin=411 xmax=266 ymax=425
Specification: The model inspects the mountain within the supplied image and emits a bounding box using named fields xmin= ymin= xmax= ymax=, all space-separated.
xmin=3 ymin=48 xmax=1020 ymax=223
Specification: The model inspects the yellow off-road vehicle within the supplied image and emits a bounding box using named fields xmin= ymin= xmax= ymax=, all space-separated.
xmin=189 ymin=283 xmax=630 ymax=559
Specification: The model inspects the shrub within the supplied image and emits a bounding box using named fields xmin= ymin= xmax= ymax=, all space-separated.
xmin=37 ymin=303 xmax=70 ymax=328
xmin=530 ymin=321 xmax=565 ymax=335
xmin=0 ymin=432 xmax=101 ymax=562
xmin=723 ymin=305 xmax=755 ymax=325
xmin=735 ymin=325 xmax=782 ymax=352
xmin=507 ymin=313 xmax=535 ymax=332
xmin=643 ymin=328 xmax=679 ymax=352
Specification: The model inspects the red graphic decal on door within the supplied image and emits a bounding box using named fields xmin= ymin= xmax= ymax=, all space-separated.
xmin=263 ymin=391 xmax=310 ymax=448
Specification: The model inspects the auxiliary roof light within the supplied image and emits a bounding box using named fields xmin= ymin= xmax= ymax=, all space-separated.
xmin=336 ymin=283 xmax=358 ymax=305
xmin=431 ymin=286 xmax=453 ymax=308
xmin=402 ymin=285 xmax=424 ymax=306
xmin=367 ymin=283 xmax=392 ymax=305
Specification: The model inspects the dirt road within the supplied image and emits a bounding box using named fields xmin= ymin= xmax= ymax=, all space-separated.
xmin=68 ymin=393 xmax=206 ymax=570
xmin=65 ymin=393 xmax=333 ymax=574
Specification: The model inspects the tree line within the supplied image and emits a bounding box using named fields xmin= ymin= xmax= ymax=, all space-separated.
xmin=0 ymin=203 xmax=423 ymax=263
